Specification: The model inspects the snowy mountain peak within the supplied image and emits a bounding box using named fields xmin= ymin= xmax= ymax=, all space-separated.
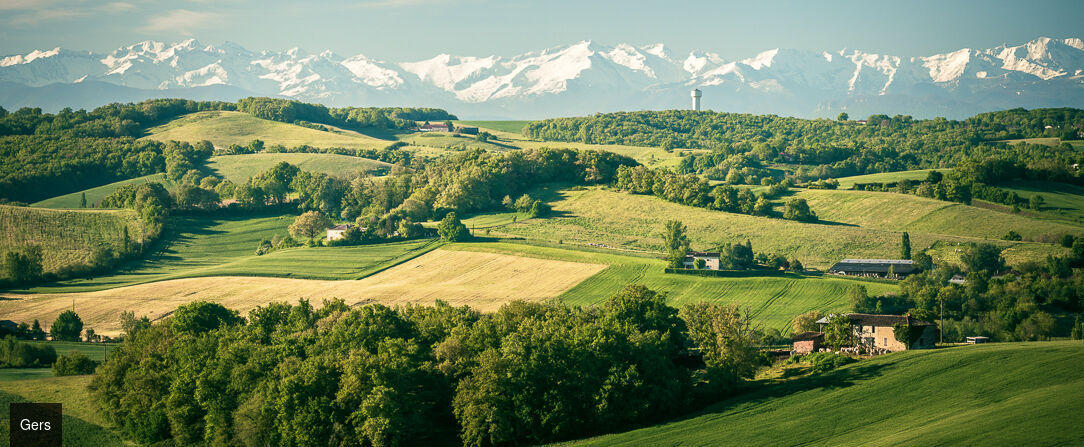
xmin=0 ymin=36 xmax=1080 ymax=119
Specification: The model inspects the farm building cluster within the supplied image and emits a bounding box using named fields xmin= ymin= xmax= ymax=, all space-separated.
xmin=413 ymin=122 xmax=479 ymax=134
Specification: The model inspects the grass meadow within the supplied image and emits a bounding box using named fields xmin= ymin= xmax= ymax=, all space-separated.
xmin=489 ymin=187 xmax=1073 ymax=269
xmin=205 ymin=152 xmax=390 ymax=181
xmin=0 ymin=205 xmax=147 ymax=273
xmin=568 ymin=341 xmax=1084 ymax=446
xmin=143 ymin=110 xmax=390 ymax=149
xmin=835 ymin=168 xmax=953 ymax=189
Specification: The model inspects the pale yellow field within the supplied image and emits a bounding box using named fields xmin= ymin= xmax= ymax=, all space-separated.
xmin=0 ymin=249 xmax=606 ymax=335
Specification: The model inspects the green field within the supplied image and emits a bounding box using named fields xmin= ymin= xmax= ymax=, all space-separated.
xmin=31 ymin=173 xmax=171 ymax=209
xmin=144 ymin=110 xmax=390 ymax=149
xmin=0 ymin=205 xmax=147 ymax=273
xmin=835 ymin=168 xmax=952 ymax=189
xmin=448 ymin=242 xmax=896 ymax=332
xmin=9 ymin=211 xmax=441 ymax=294
xmin=206 ymin=152 xmax=390 ymax=181
xmin=0 ymin=376 xmax=123 ymax=445
xmin=487 ymin=186 xmax=1072 ymax=269
xmin=994 ymin=180 xmax=1084 ymax=222
xmin=0 ymin=341 xmax=116 ymax=382
xmin=794 ymin=188 xmax=1081 ymax=240
xmin=455 ymin=120 xmax=532 ymax=133
xmin=571 ymin=341 xmax=1084 ymax=446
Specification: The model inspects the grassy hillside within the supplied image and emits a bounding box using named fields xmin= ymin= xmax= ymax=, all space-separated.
xmin=31 ymin=173 xmax=170 ymax=209
xmin=0 ymin=205 xmax=147 ymax=274
xmin=0 ymin=376 xmax=123 ymax=445
xmin=490 ymin=187 xmax=1070 ymax=269
xmin=994 ymin=180 xmax=1084 ymax=222
xmin=143 ymin=110 xmax=390 ymax=149
xmin=206 ymin=152 xmax=390 ymax=181
xmin=835 ymin=168 xmax=952 ymax=189
xmin=448 ymin=242 xmax=896 ymax=332
xmin=570 ymin=341 xmax=1084 ymax=446
xmin=455 ymin=120 xmax=532 ymax=133
xmin=794 ymin=189 xmax=1081 ymax=240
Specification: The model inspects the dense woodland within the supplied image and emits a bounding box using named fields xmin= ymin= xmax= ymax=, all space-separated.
xmin=525 ymin=108 xmax=1084 ymax=182
xmin=90 ymin=287 xmax=765 ymax=446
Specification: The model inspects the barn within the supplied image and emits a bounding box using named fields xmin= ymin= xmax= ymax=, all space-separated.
xmin=828 ymin=259 xmax=917 ymax=278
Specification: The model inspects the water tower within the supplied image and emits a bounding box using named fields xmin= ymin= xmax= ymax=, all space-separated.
xmin=691 ymin=88 xmax=702 ymax=111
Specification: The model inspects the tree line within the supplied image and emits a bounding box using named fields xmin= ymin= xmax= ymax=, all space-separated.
xmin=523 ymin=108 xmax=1084 ymax=183
xmin=90 ymin=287 xmax=767 ymax=446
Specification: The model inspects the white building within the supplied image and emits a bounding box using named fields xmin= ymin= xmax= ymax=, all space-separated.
xmin=326 ymin=224 xmax=354 ymax=241
xmin=691 ymin=88 xmax=702 ymax=111
xmin=682 ymin=251 xmax=720 ymax=270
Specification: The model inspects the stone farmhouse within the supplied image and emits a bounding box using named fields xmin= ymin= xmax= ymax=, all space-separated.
xmin=816 ymin=313 xmax=938 ymax=352
xmin=326 ymin=224 xmax=354 ymax=241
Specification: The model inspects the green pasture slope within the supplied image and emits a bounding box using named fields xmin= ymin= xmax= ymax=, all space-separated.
xmin=455 ymin=120 xmax=532 ymax=133
xmin=205 ymin=152 xmax=390 ymax=181
xmin=994 ymin=180 xmax=1084 ymax=222
xmin=0 ymin=205 xmax=147 ymax=273
xmin=16 ymin=212 xmax=435 ymax=293
xmin=0 ymin=341 xmax=116 ymax=382
xmin=0 ymin=376 xmax=123 ymax=445
xmin=31 ymin=173 xmax=170 ymax=209
xmin=143 ymin=110 xmax=390 ymax=149
xmin=570 ymin=341 xmax=1084 ymax=446
xmin=448 ymin=242 xmax=897 ymax=333
xmin=835 ymin=168 xmax=953 ymax=189
xmin=491 ymin=186 xmax=1074 ymax=269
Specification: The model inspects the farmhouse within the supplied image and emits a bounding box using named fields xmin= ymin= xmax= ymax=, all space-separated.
xmin=817 ymin=313 xmax=938 ymax=351
xmin=791 ymin=331 xmax=824 ymax=354
xmin=683 ymin=251 xmax=721 ymax=270
xmin=326 ymin=224 xmax=354 ymax=241
xmin=828 ymin=258 xmax=916 ymax=278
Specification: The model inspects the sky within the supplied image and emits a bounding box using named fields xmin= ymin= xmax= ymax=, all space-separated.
xmin=1 ymin=0 xmax=1082 ymax=61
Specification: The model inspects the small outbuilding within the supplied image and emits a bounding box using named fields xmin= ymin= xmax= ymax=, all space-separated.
xmin=965 ymin=336 xmax=990 ymax=344
xmin=792 ymin=331 xmax=824 ymax=354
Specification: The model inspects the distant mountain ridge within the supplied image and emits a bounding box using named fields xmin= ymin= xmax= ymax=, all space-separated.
xmin=1 ymin=36 xmax=1081 ymax=119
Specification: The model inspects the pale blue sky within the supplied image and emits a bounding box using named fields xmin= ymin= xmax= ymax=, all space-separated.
xmin=1 ymin=0 xmax=1080 ymax=60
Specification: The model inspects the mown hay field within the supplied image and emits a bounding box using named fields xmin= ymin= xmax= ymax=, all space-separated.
xmin=0 ymin=376 xmax=123 ymax=445
xmin=571 ymin=341 xmax=1084 ymax=446
xmin=143 ymin=110 xmax=390 ymax=150
xmin=0 ymin=205 xmax=147 ymax=273
xmin=0 ymin=248 xmax=606 ymax=336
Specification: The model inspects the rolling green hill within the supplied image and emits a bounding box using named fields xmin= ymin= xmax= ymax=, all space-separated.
xmin=490 ymin=186 xmax=1072 ymax=269
xmin=205 ymin=152 xmax=390 ymax=181
xmin=0 ymin=205 xmax=147 ymax=274
xmin=835 ymin=169 xmax=952 ymax=189
xmin=455 ymin=120 xmax=532 ymax=133
xmin=143 ymin=110 xmax=390 ymax=150
xmin=570 ymin=341 xmax=1084 ymax=446
xmin=8 ymin=212 xmax=437 ymax=294
xmin=30 ymin=173 xmax=171 ymax=209
xmin=793 ymin=188 xmax=1081 ymax=240
xmin=993 ymin=180 xmax=1084 ymax=222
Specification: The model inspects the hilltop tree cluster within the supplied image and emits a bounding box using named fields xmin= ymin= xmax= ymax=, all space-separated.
xmin=91 ymin=287 xmax=763 ymax=446
xmin=614 ymin=165 xmax=809 ymax=221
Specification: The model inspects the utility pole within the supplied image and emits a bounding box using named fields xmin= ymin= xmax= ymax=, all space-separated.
xmin=940 ymin=295 xmax=944 ymax=345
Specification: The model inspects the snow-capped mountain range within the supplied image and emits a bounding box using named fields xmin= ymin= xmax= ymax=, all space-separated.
xmin=1 ymin=37 xmax=1082 ymax=119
